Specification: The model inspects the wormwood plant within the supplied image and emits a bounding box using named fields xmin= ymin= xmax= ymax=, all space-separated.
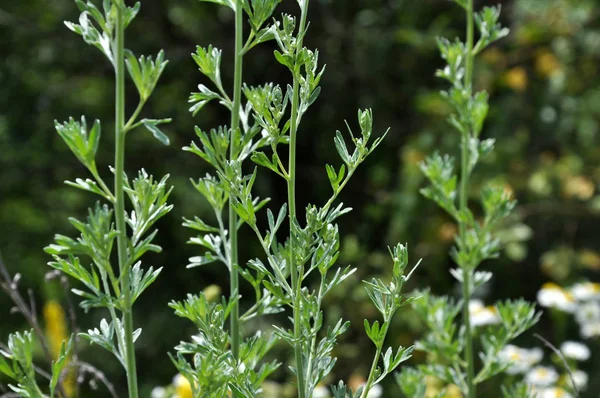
xmin=397 ymin=1 xmax=540 ymax=398
xmin=1 ymin=257 xmax=118 ymax=397
xmin=170 ymin=0 xmax=282 ymax=396
xmin=0 ymin=330 xmax=72 ymax=398
xmin=171 ymin=0 xmax=416 ymax=397
xmin=38 ymin=1 xmax=171 ymax=398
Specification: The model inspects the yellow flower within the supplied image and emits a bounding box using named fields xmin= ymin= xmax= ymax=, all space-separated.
xmin=173 ymin=374 xmax=193 ymax=398
xmin=504 ymin=67 xmax=528 ymax=92
xmin=438 ymin=222 xmax=457 ymax=243
xmin=403 ymin=148 xmax=425 ymax=166
xmin=563 ymin=176 xmax=595 ymax=200
xmin=443 ymin=384 xmax=463 ymax=398
xmin=481 ymin=47 xmax=504 ymax=66
xmin=425 ymin=376 xmax=442 ymax=398
xmin=579 ymin=250 xmax=600 ymax=270
xmin=536 ymin=51 xmax=561 ymax=77
xmin=204 ymin=284 xmax=222 ymax=302
xmin=43 ymin=300 xmax=75 ymax=397
xmin=348 ymin=373 xmax=366 ymax=392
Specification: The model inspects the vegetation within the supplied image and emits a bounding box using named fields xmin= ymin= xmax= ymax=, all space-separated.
xmin=1 ymin=0 xmax=599 ymax=397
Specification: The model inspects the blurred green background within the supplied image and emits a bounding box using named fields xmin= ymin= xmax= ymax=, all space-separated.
xmin=1 ymin=0 xmax=600 ymax=396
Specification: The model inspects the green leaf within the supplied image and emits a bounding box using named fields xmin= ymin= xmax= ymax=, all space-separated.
xmin=65 ymin=178 xmax=112 ymax=201
xmin=0 ymin=352 xmax=15 ymax=379
xmin=334 ymin=130 xmax=351 ymax=165
xmin=50 ymin=336 xmax=74 ymax=398
xmin=273 ymin=50 xmax=294 ymax=71
xmin=126 ymin=50 xmax=169 ymax=101
xmin=141 ymin=118 xmax=171 ymax=145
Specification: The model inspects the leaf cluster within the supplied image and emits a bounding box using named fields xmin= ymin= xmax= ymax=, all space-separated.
xmin=0 ymin=331 xmax=73 ymax=398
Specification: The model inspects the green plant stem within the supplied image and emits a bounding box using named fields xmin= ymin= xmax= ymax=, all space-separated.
xmin=288 ymin=3 xmax=310 ymax=397
xmin=362 ymin=329 xmax=386 ymax=398
xmin=461 ymin=0 xmax=475 ymax=397
xmin=228 ymin=0 xmax=244 ymax=361
xmin=114 ymin=4 xmax=139 ymax=398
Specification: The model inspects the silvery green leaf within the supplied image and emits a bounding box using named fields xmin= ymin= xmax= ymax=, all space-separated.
xmin=54 ymin=116 xmax=101 ymax=170
xmin=189 ymin=84 xmax=223 ymax=115
xmin=50 ymin=335 xmax=74 ymax=398
xmin=126 ymin=50 xmax=168 ymax=101
xmin=141 ymin=118 xmax=171 ymax=145
xmin=124 ymin=2 xmax=141 ymax=27
xmin=65 ymin=178 xmax=112 ymax=201
xmin=129 ymin=261 xmax=162 ymax=304
xmin=81 ymin=319 xmax=124 ymax=367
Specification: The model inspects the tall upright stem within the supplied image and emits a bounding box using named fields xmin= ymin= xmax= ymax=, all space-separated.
xmin=361 ymin=321 xmax=390 ymax=398
xmin=461 ymin=0 xmax=475 ymax=397
xmin=228 ymin=0 xmax=244 ymax=360
xmin=288 ymin=3 xmax=309 ymax=397
xmin=114 ymin=4 xmax=139 ymax=398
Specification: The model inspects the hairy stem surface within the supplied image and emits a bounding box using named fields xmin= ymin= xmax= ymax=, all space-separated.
xmin=114 ymin=4 xmax=139 ymax=398
xmin=288 ymin=3 xmax=310 ymax=397
xmin=461 ymin=0 xmax=475 ymax=396
xmin=228 ymin=0 xmax=245 ymax=361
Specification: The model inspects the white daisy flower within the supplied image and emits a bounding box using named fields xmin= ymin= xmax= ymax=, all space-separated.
xmin=366 ymin=384 xmax=383 ymax=398
xmin=572 ymin=370 xmax=588 ymax=390
xmin=536 ymin=387 xmax=573 ymax=398
xmin=469 ymin=300 xmax=501 ymax=327
xmin=575 ymin=301 xmax=600 ymax=325
xmin=560 ymin=341 xmax=590 ymax=361
xmin=581 ymin=321 xmax=600 ymax=338
xmin=313 ymin=385 xmax=330 ymax=398
xmin=571 ymin=282 xmax=600 ymax=301
xmin=173 ymin=373 xmax=188 ymax=387
xmin=537 ymin=283 xmax=576 ymax=313
xmin=499 ymin=344 xmax=543 ymax=374
xmin=151 ymin=387 xmax=167 ymax=398
xmin=525 ymin=366 xmax=559 ymax=387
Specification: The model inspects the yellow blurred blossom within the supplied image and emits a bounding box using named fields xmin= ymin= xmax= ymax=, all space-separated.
xmin=348 ymin=374 xmax=366 ymax=391
xmin=438 ymin=222 xmax=457 ymax=243
xmin=204 ymin=284 xmax=222 ymax=302
xmin=536 ymin=51 xmax=561 ymax=77
xmin=504 ymin=67 xmax=528 ymax=92
xmin=403 ymin=148 xmax=425 ymax=166
xmin=43 ymin=300 xmax=76 ymax=397
xmin=444 ymin=384 xmax=463 ymax=398
xmin=503 ymin=183 xmax=514 ymax=197
xmin=579 ymin=250 xmax=600 ymax=270
xmin=481 ymin=47 xmax=504 ymax=66
xmin=173 ymin=374 xmax=193 ymax=398
xmin=563 ymin=176 xmax=595 ymax=200
xmin=425 ymin=376 xmax=443 ymax=398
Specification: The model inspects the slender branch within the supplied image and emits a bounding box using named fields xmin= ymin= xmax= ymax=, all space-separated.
xmin=74 ymin=361 xmax=119 ymax=398
xmin=534 ymin=334 xmax=580 ymax=397
xmin=459 ymin=0 xmax=476 ymax=396
xmin=123 ymin=100 xmax=147 ymax=132
xmin=303 ymin=277 xmax=326 ymax=394
xmin=113 ymin=3 xmax=139 ymax=397
xmin=228 ymin=0 xmax=245 ymax=361
xmin=321 ymin=168 xmax=356 ymax=216
xmin=89 ymin=165 xmax=116 ymax=203
xmin=288 ymin=2 xmax=310 ymax=396
xmin=362 ymin=341 xmax=384 ymax=398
